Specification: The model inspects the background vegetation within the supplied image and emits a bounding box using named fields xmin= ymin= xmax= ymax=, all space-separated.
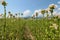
xmin=0 ymin=1 xmax=60 ymax=40
xmin=0 ymin=17 xmax=60 ymax=40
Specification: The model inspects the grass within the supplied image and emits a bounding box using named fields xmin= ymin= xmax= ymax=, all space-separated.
xmin=0 ymin=18 xmax=60 ymax=40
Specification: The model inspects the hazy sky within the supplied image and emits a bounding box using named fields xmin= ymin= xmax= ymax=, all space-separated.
xmin=0 ymin=0 xmax=60 ymax=17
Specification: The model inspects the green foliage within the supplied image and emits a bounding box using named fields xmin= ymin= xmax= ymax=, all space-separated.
xmin=0 ymin=18 xmax=60 ymax=40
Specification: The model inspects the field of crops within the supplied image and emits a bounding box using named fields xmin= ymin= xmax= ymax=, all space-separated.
xmin=0 ymin=17 xmax=60 ymax=40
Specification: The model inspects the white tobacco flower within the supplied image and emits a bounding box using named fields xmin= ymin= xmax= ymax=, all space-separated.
xmin=53 ymin=23 xmax=58 ymax=30
xmin=49 ymin=26 xmax=54 ymax=28
xmin=49 ymin=4 xmax=58 ymax=8
xmin=53 ymin=23 xmax=57 ymax=26
xmin=49 ymin=23 xmax=58 ymax=30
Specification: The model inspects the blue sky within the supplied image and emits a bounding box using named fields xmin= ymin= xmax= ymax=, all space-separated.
xmin=0 ymin=0 xmax=60 ymax=17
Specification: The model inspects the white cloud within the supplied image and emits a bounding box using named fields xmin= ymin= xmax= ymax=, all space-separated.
xmin=53 ymin=11 xmax=60 ymax=17
xmin=57 ymin=1 xmax=60 ymax=4
xmin=55 ymin=5 xmax=58 ymax=8
xmin=22 ymin=10 xmax=31 ymax=17
xmin=58 ymin=8 xmax=60 ymax=10
xmin=32 ymin=9 xmax=42 ymax=17
xmin=53 ymin=11 xmax=57 ymax=15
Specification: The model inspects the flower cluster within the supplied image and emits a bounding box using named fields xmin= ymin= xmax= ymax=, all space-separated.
xmin=49 ymin=23 xmax=58 ymax=30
